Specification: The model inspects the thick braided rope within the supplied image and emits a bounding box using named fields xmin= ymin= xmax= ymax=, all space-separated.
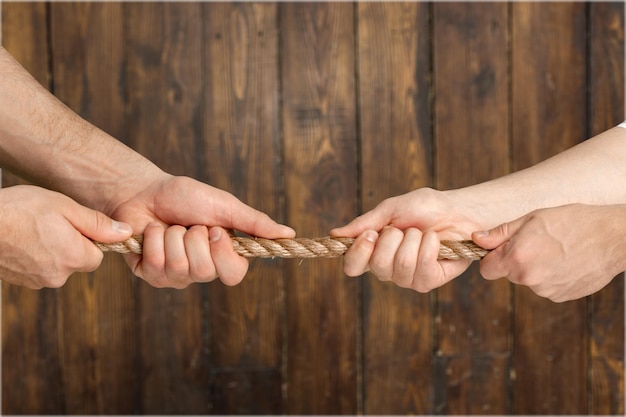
xmin=95 ymin=236 xmax=488 ymax=261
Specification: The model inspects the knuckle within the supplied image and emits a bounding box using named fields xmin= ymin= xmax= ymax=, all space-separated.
xmin=411 ymin=271 xmax=444 ymax=293
xmin=220 ymin=272 xmax=244 ymax=287
xmin=343 ymin=262 xmax=364 ymax=277
xmin=165 ymin=256 xmax=189 ymax=277
xmin=149 ymin=278 xmax=170 ymax=289
xmin=94 ymin=211 xmax=108 ymax=234
xmin=46 ymin=273 xmax=69 ymax=289
xmin=394 ymin=253 xmax=415 ymax=273
xmin=412 ymin=279 xmax=433 ymax=293
xmin=170 ymin=280 xmax=191 ymax=290
xmin=369 ymin=259 xmax=390 ymax=281
xmin=191 ymin=264 xmax=217 ymax=282
xmin=508 ymin=247 xmax=528 ymax=266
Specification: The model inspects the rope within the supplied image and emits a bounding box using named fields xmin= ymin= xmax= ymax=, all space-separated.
xmin=95 ymin=235 xmax=488 ymax=261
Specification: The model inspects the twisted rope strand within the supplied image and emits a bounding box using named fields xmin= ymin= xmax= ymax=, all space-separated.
xmin=95 ymin=235 xmax=488 ymax=260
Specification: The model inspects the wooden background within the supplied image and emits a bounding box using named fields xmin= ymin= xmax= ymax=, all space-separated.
xmin=1 ymin=2 xmax=624 ymax=414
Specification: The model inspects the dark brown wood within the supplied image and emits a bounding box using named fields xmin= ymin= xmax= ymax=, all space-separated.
xmin=281 ymin=3 xmax=358 ymax=413
xmin=1 ymin=3 xmax=64 ymax=414
xmin=125 ymin=3 xmax=210 ymax=413
xmin=357 ymin=2 xmax=433 ymax=413
xmin=47 ymin=3 xmax=139 ymax=413
xmin=433 ymin=3 xmax=511 ymax=414
xmin=1 ymin=2 xmax=624 ymax=414
xmin=212 ymin=368 xmax=282 ymax=413
xmin=589 ymin=2 xmax=625 ymax=415
xmin=512 ymin=3 xmax=589 ymax=413
xmin=201 ymin=3 xmax=285 ymax=413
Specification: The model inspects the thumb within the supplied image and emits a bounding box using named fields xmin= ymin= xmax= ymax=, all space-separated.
xmin=227 ymin=201 xmax=295 ymax=239
xmin=67 ymin=206 xmax=134 ymax=243
xmin=471 ymin=218 xmax=523 ymax=250
xmin=330 ymin=203 xmax=394 ymax=238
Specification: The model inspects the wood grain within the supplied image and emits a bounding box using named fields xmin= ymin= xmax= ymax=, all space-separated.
xmin=0 ymin=2 xmax=623 ymax=414
xmin=125 ymin=3 xmax=210 ymax=413
xmin=281 ymin=3 xmax=358 ymax=413
xmin=201 ymin=3 xmax=285 ymax=413
xmin=1 ymin=3 xmax=63 ymax=414
xmin=47 ymin=3 xmax=139 ymax=412
xmin=589 ymin=2 xmax=625 ymax=415
xmin=433 ymin=3 xmax=511 ymax=413
xmin=511 ymin=3 xmax=588 ymax=413
xmin=357 ymin=2 xmax=433 ymax=413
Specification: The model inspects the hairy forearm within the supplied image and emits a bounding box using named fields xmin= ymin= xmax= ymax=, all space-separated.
xmin=0 ymin=47 xmax=163 ymax=213
xmin=445 ymin=126 xmax=626 ymax=229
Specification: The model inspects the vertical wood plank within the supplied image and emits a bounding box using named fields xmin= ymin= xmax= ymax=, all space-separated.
xmin=1 ymin=3 xmax=64 ymax=414
xmin=3 ymin=2 xmax=621 ymax=414
xmin=512 ymin=3 xmax=588 ymax=413
xmin=47 ymin=3 xmax=139 ymax=412
xmin=357 ymin=3 xmax=433 ymax=413
xmin=201 ymin=3 xmax=284 ymax=413
xmin=125 ymin=3 xmax=210 ymax=413
xmin=281 ymin=3 xmax=358 ymax=413
xmin=589 ymin=2 xmax=625 ymax=414
xmin=433 ymin=3 xmax=511 ymax=414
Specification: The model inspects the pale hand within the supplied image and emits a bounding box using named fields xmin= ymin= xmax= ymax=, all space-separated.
xmin=330 ymin=187 xmax=483 ymax=292
xmin=0 ymin=185 xmax=132 ymax=288
xmin=473 ymin=204 xmax=626 ymax=302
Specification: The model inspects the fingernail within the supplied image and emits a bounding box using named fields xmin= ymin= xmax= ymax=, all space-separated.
xmin=473 ymin=230 xmax=489 ymax=238
xmin=281 ymin=225 xmax=296 ymax=236
xmin=112 ymin=220 xmax=133 ymax=235
xmin=209 ymin=227 xmax=222 ymax=242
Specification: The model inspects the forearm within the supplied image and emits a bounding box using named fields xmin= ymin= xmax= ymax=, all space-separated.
xmin=0 ymin=47 xmax=163 ymax=213
xmin=445 ymin=126 xmax=626 ymax=229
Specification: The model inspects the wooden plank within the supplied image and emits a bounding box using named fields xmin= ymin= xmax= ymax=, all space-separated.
xmin=433 ymin=355 xmax=509 ymax=415
xmin=124 ymin=3 xmax=210 ymax=413
xmin=211 ymin=368 xmax=282 ymax=413
xmin=200 ymin=3 xmax=284 ymax=413
xmin=589 ymin=2 xmax=625 ymax=414
xmin=356 ymin=3 xmax=433 ymax=413
xmin=511 ymin=3 xmax=588 ymax=413
xmin=1 ymin=3 xmax=64 ymax=414
xmin=280 ymin=3 xmax=358 ymax=413
xmin=47 ymin=3 xmax=139 ymax=413
xmin=433 ymin=3 xmax=511 ymax=414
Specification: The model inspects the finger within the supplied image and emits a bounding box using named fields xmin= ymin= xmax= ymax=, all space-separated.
xmin=413 ymin=231 xmax=468 ymax=292
xmin=184 ymin=225 xmax=217 ymax=283
xmin=413 ymin=231 xmax=444 ymax=292
xmin=60 ymin=198 xmax=133 ymax=271
xmin=391 ymin=228 xmax=421 ymax=288
xmin=132 ymin=222 xmax=167 ymax=285
xmin=65 ymin=202 xmax=133 ymax=243
xmin=478 ymin=246 xmax=511 ymax=281
xmin=222 ymin=196 xmax=296 ymax=239
xmin=471 ymin=216 xmax=525 ymax=250
xmin=369 ymin=226 xmax=404 ymax=281
xmin=209 ymin=227 xmax=249 ymax=286
xmin=330 ymin=200 xmax=395 ymax=238
xmin=342 ymin=230 xmax=378 ymax=277
xmin=70 ymin=236 xmax=105 ymax=274
xmin=163 ymin=225 xmax=192 ymax=288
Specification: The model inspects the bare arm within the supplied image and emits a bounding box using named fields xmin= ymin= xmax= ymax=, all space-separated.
xmin=333 ymin=124 xmax=626 ymax=295
xmin=0 ymin=46 xmax=163 ymax=213
xmin=0 ymin=46 xmax=295 ymax=288
xmin=446 ymin=125 xmax=626 ymax=230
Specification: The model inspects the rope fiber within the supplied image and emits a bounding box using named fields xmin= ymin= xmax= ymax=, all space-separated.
xmin=95 ymin=235 xmax=489 ymax=261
